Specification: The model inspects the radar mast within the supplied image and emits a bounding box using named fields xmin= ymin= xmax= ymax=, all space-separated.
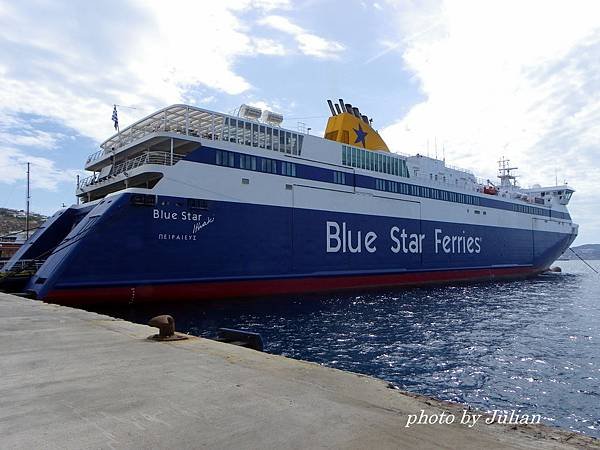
xmin=498 ymin=157 xmax=518 ymax=188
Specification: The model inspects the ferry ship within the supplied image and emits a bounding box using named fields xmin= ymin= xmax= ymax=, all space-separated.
xmin=2 ymin=100 xmax=578 ymax=305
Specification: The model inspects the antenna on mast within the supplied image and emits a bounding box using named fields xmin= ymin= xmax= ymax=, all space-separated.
xmin=25 ymin=162 xmax=30 ymax=240
xmin=498 ymin=156 xmax=518 ymax=188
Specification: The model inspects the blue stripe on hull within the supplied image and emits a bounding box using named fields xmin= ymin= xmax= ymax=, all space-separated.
xmin=27 ymin=193 xmax=575 ymax=299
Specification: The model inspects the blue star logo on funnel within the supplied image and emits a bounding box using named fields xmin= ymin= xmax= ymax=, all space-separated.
xmin=353 ymin=124 xmax=368 ymax=147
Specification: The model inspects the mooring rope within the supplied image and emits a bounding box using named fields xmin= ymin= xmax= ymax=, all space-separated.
xmin=569 ymin=247 xmax=599 ymax=274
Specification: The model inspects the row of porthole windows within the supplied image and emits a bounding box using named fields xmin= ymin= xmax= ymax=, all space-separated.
xmin=374 ymin=177 xmax=482 ymax=206
xmin=216 ymin=149 xmax=296 ymax=177
xmin=513 ymin=203 xmax=545 ymax=215
xmin=216 ymin=149 xmax=551 ymax=217
xmin=373 ymin=176 xmax=550 ymax=216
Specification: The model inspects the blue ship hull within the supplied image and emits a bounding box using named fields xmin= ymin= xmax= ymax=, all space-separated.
xmin=23 ymin=192 xmax=575 ymax=305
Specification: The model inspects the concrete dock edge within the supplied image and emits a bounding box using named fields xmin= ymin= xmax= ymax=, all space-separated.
xmin=0 ymin=292 xmax=597 ymax=449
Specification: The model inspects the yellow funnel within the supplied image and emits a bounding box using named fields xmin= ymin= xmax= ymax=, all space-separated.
xmin=324 ymin=111 xmax=389 ymax=152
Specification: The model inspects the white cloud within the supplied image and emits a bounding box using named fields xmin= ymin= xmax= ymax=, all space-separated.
xmin=251 ymin=0 xmax=291 ymax=11
xmin=259 ymin=15 xmax=345 ymax=59
xmin=0 ymin=112 xmax=64 ymax=149
xmin=0 ymin=113 xmax=82 ymax=190
xmin=0 ymin=0 xmax=342 ymax=147
xmin=0 ymin=146 xmax=81 ymax=191
xmin=0 ymin=1 xmax=294 ymax=142
xmin=251 ymin=37 xmax=287 ymax=55
xmin=380 ymin=0 xmax=600 ymax=242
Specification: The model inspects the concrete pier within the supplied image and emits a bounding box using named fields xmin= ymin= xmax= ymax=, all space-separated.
xmin=0 ymin=292 xmax=597 ymax=449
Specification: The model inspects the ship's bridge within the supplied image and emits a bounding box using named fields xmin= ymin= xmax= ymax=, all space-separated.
xmin=521 ymin=185 xmax=575 ymax=206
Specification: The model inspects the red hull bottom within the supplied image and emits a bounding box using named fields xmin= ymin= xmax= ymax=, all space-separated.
xmin=42 ymin=266 xmax=543 ymax=306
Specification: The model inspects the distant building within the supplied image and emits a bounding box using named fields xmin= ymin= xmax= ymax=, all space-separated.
xmin=0 ymin=230 xmax=30 ymax=259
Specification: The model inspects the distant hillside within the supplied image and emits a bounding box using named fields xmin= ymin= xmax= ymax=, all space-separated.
xmin=558 ymin=244 xmax=600 ymax=260
xmin=0 ymin=208 xmax=47 ymax=236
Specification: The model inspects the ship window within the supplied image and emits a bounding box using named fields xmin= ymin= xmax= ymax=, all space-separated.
xmin=333 ymin=171 xmax=346 ymax=185
xmin=228 ymin=119 xmax=236 ymax=143
xmin=273 ymin=129 xmax=279 ymax=151
xmin=131 ymin=194 xmax=156 ymax=206
xmin=216 ymin=150 xmax=235 ymax=167
xmin=223 ymin=118 xmax=230 ymax=142
xmin=260 ymin=158 xmax=277 ymax=174
xmin=282 ymin=162 xmax=296 ymax=177
xmin=265 ymin=127 xmax=272 ymax=150
xmin=259 ymin=126 xmax=266 ymax=149
xmin=240 ymin=154 xmax=257 ymax=171
xmin=213 ymin=115 xmax=224 ymax=140
xmin=297 ymin=134 xmax=303 ymax=155
xmin=252 ymin=124 xmax=259 ymax=147
xmin=280 ymin=132 xmax=286 ymax=152
xmin=236 ymin=119 xmax=244 ymax=144
xmin=187 ymin=198 xmax=209 ymax=210
xmin=245 ymin=122 xmax=252 ymax=146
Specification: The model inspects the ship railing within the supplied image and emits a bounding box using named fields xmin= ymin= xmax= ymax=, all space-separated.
xmin=78 ymin=151 xmax=185 ymax=190
xmin=3 ymin=259 xmax=46 ymax=272
xmin=85 ymin=105 xmax=220 ymax=165
xmin=409 ymin=172 xmax=482 ymax=193
xmin=86 ymin=104 xmax=306 ymax=167
xmin=446 ymin=164 xmax=474 ymax=175
xmin=86 ymin=149 xmax=104 ymax=164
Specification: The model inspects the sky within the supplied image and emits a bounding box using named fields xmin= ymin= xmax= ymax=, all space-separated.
xmin=0 ymin=0 xmax=599 ymax=244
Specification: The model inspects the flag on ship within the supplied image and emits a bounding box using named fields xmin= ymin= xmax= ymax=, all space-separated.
xmin=112 ymin=105 xmax=119 ymax=130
